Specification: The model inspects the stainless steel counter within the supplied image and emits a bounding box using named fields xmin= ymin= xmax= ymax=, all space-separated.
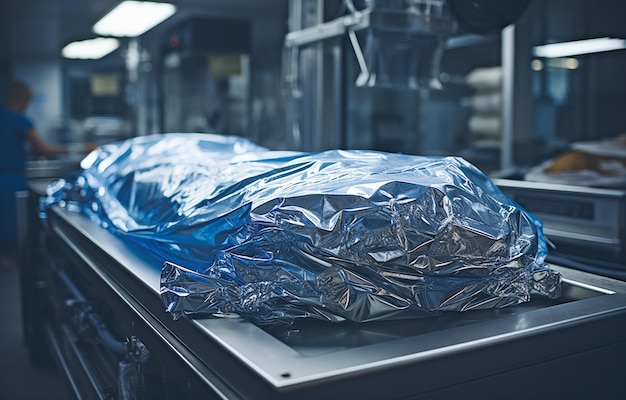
xmin=24 ymin=202 xmax=626 ymax=399
xmin=26 ymin=158 xmax=82 ymax=179
xmin=494 ymin=178 xmax=626 ymax=257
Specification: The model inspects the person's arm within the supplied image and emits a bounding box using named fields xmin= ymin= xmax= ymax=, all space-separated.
xmin=25 ymin=127 xmax=67 ymax=156
xmin=26 ymin=127 xmax=99 ymax=156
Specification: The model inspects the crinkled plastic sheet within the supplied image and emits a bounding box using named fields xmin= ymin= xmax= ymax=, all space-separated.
xmin=42 ymin=133 xmax=561 ymax=325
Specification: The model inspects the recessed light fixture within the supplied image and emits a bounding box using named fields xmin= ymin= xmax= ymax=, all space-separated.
xmin=533 ymin=37 xmax=626 ymax=58
xmin=93 ymin=1 xmax=176 ymax=37
xmin=62 ymin=37 xmax=120 ymax=59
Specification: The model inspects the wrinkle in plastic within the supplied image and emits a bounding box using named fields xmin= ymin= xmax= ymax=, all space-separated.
xmin=42 ymin=133 xmax=561 ymax=324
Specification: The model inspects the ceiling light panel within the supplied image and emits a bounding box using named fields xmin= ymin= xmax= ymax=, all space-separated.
xmin=62 ymin=37 xmax=120 ymax=59
xmin=93 ymin=1 xmax=176 ymax=37
xmin=533 ymin=37 xmax=626 ymax=58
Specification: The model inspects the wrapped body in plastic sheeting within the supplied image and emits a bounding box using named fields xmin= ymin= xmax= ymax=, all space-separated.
xmin=41 ymin=133 xmax=561 ymax=325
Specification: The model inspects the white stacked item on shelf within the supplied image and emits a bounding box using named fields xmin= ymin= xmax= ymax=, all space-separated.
xmin=465 ymin=66 xmax=503 ymax=149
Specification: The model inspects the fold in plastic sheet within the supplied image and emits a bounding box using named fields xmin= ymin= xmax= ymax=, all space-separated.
xmin=42 ymin=133 xmax=561 ymax=324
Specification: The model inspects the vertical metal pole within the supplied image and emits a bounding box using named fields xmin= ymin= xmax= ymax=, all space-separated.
xmin=501 ymin=25 xmax=515 ymax=171
xmin=331 ymin=42 xmax=345 ymax=149
xmin=313 ymin=0 xmax=324 ymax=151
xmin=285 ymin=0 xmax=325 ymax=151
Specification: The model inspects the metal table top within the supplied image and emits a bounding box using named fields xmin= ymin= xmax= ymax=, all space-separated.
xmin=46 ymin=204 xmax=626 ymax=393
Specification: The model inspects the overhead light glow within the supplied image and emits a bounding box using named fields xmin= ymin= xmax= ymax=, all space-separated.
xmin=530 ymin=59 xmax=543 ymax=71
xmin=533 ymin=37 xmax=626 ymax=58
xmin=62 ymin=38 xmax=120 ymax=59
xmin=93 ymin=1 xmax=176 ymax=37
xmin=530 ymin=58 xmax=580 ymax=71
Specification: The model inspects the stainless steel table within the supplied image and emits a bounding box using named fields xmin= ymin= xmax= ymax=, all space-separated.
xmin=20 ymin=198 xmax=626 ymax=399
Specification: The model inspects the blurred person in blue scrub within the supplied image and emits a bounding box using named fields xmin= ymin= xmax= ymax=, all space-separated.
xmin=0 ymin=81 xmax=68 ymax=268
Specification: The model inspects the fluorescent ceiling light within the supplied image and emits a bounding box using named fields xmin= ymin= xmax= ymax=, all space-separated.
xmin=533 ymin=37 xmax=626 ymax=58
xmin=93 ymin=1 xmax=176 ymax=37
xmin=62 ymin=38 xmax=120 ymax=59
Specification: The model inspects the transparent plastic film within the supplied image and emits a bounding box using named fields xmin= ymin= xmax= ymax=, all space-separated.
xmin=42 ymin=133 xmax=561 ymax=325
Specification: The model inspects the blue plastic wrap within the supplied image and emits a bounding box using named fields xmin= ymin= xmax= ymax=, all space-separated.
xmin=42 ymin=133 xmax=561 ymax=324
